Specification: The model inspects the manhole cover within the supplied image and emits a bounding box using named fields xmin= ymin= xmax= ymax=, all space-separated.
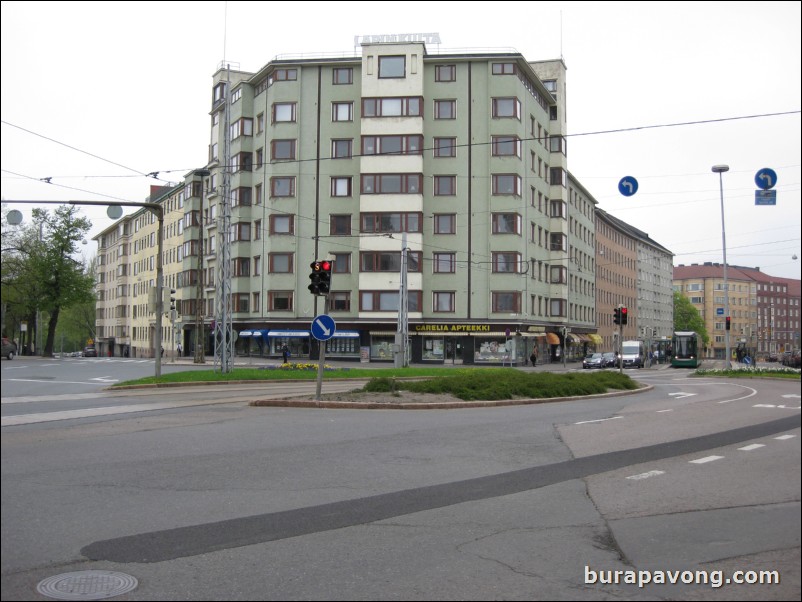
xmin=36 ymin=570 xmax=138 ymax=600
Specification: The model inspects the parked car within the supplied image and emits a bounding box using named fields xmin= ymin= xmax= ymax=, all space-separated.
xmin=781 ymin=351 xmax=801 ymax=368
xmin=602 ymin=352 xmax=618 ymax=368
xmin=83 ymin=346 xmax=98 ymax=358
xmin=766 ymin=353 xmax=779 ymax=363
xmin=2 ymin=337 xmax=18 ymax=360
xmin=582 ymin=353 xmax=604 ymax=369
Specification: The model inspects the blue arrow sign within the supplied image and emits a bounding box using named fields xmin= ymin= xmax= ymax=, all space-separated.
xmin=311 ymin=314 xmax=336 ymax=341
xmin=755 ymin=167 xmax=777 ymax=190
xmin=716 ymin=308 xmax=724 ymax=316
xmin=618 ymin=176 xmax=639 ymax=197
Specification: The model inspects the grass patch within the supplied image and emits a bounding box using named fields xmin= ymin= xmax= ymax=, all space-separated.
xmin=367 ymin=369 xmax=638 ymax=401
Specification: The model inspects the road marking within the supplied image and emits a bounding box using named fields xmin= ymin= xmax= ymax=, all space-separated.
xmin=1 ymin=392 xmax=108 ymax=405
xmin=574 ymin=416 xmax=623 ymax=425
xmin=782 ymin=394 xmax=801 ymax=399
xmin=775 ymin=434 xmax=796 ymax=440
xmin=6 ymin=378 xmax=109 ymax=386
xmin=656 ymin=409 xmax=674 ymax=413
xmin=738 ymin=444 xmax=765 ymax=451
xmin=689 ymin=455 xmax=724 ymax=464
xmin=626 ymin=470 xmax=665 ymax=480
xmin=753 ymin=404 xmax=802 ymax=410
xmin=668 ymin=392 xmax=696 ymax=399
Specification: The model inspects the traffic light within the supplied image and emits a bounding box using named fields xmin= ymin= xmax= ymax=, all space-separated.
xmin=726 ymin=316 xmax=731 ymax=331
xmin=169 ymin=289 xmax=177 ymax=311
xmin=308 ymin=260 xmax=333 ymax=296
xmin=621 ymin=306 xmax=628 ymax=325
xmin=613 ymin=307 xmax=621 ymax=325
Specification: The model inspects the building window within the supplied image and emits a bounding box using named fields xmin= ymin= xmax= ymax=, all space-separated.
xmin=378 ymin=55 xmax=405 ymax=78
xmin=272 ymin=102 xmax=296 ymax=123
xmin=332 ymin=253 xmax=351 ymax=273
xmin=434 ymin=99 xmax=456 ymax=119
xmin=360 ymin=251 xmax=422 ymax=272
xmin=492 ymin=174 xmax=521 ymax=196
xmin=550 ymin=167 xmax=567 ymax=186
xmin=550 ymin=265 xmax=567 ymax=284
xmin=233 ymin=293 xmax=249 ymax=312
xmin=231 ymin=152 xmax=253 ymax=172
xmin=361 ymin=135 xmax=423 ymax=156
xmin=333 ymin=67 xmax=353 ymax=85
xmin=230 ymin=118 xmax=253 ymax=139
xmin=332 ymin=102 xmax=354 ymax=122
xmin=360 ymin=212 xmax=422 ymax=234
xmin=269 ymin=291 xmax=293 ymax=311
xmin=331 ymin=139 xmax=353 ymax=159
xmin=492 ymin=62 xmax=516 ymax=75
xmin=549 ymin=233 xmax=567 ymax=252
xmin=492 ymin=291 xmax=521 ymax=313
xmin=361 ymin=173 xmax=422 ymax=194
xmin=330 ymin=291 xmax=351 ymax=311
xmin=433 ymin=175 xmax=456 ymax=196
xmin=433 ymin=253 xmax=455 ymax=273
xmin=433 ymin=137 xmax=457 ymax=158
xmin=433 ymin=214 xmax=456 ymax=234
xmin=271 ymin=68 xmax=297 ymax=82
xmin=270 ymin=176 xmax=295 ymax=198
xmin=233 ymin=257 xmax=250 ymax=277
xmin=232 ymin=187 xmax=252 ymax=207
xmin=269 ymin=215 xmax=294 ymax=235
xmin=492 ymin=136 xmax=521 ymax=157
xmin=492 ymin=252 xmax=520 ymax=273
xmin=269 ymin=253 xmax=293 ymax=273
xmin=492 ymin=213 xmax=521 ymax=234
xmin=271 ymin=140 xmax=296 ymax=161
xmin=550 ymin=200 xmax=567 ymax=218
xmin=330 ymin=214 xmax=351 ymax=235
xmin=435 ymin=64 xmax=456 ymax=82
xmin=231 ymin=222 xmax=251 ymax=242
xmin=492 ymin=97 xmax=521 ymax=119
xmin=331 ymin=177 xmax=352 ymax=197
xmin=433 ymin=292 xmax=455 ymax=312
xmin=550 ymin=298 xmax=566 ymax=317
xmin=362 ymin=97 xmax=422 ymax=117
xmin=360 ymin=291 xmax=422 ymax=312
xmin=548 ymin=135 xmax=567 ymax=155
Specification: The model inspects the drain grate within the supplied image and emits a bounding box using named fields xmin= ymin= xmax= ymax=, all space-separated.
xmin=36 ymin=570 xmax=138 ymax=600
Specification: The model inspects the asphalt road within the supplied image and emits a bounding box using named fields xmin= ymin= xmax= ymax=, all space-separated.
xmin=1 ymin=361 xmax=800 ymax=600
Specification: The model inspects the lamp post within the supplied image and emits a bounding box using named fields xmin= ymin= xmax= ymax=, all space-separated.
xmin=193 ymin=169 xmax=211 ymax=364
xmin=712 ymin=164 xmax=731 ymax=369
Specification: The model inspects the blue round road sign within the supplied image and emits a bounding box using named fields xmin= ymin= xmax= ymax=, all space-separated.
xmin=311 ymin=314 xmax=336 ymax=341
xmin=755 ymin=168 xmax=777 ymax=190
xmin=618 ymin=176 xmax=639 ymax=197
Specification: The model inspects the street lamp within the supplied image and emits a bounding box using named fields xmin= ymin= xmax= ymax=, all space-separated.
xmin=193 ymin=169 xmax=211 ymax=364
xmin=712 ymin=164 xmax=731 ymax=369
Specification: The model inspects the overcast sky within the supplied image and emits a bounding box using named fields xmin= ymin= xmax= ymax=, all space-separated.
xmin=2 ymin=1 xmax=800 ymax=279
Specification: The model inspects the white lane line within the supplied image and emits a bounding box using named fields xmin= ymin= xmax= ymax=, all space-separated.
xmin=656 ymin=409 xmax=674 ymax=413
xmin=775 ymin=434 xmax=796 ymax=440
xmin=626 ymin=470 xmax=665 ymax=480
xmin=738 ymin=444 xmax=765 ymax=451
xmin=6 ymin=379 xmax=108 ymax=386
xmin=2 ymin=392 xmax=109 ymax=405
xmin=689 ymin=455 xmax=724 ymax=464
xmin=574 ymin=416 xmax=623 ymax=425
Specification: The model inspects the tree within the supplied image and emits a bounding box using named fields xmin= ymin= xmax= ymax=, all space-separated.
xmin=2 ymin=206 xmax=94 ymax=356
xmin=673 ymin=291 xmax=709 ymax=346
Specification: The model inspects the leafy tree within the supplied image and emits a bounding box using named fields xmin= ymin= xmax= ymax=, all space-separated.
xmin=673 ymin=291 xmax=708 ymax=346
xmin=2 ymin=206 xmax=94 ymax=356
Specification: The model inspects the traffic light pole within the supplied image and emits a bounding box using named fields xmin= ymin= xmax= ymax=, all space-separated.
xmin=314 ymin=295 xmax=330 ymax=401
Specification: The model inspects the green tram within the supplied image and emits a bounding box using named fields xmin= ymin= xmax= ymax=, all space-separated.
xmin=671 ymin=331 xmax=703 ymax=368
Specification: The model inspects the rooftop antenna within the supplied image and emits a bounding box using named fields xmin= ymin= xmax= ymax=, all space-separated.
xmin=222 ymin=1 xmax=228 ymax=64
xmin=560 ymin=10 xmax=564 ymax=60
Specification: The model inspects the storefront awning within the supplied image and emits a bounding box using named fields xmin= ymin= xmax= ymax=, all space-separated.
xmin=577 ymin=334 xmax=591 ymax=343
xmin=587 ymin=334 xmax=603 ymax=345
xmin=546 ymin=332 xmax=560 ymax=345
xmin=239 ymin=331 xmax=253 ymax=337
xmin=332 ymin=330 xmax=360 ymax=338
xmin=567 ymin=333 xmax=582 ymax=344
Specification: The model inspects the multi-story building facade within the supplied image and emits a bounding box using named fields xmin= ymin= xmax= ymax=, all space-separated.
xmin=673 ymin=263 xmax=800 ymax=360
xmin=93 ymin=40 xmax=676 ymax=365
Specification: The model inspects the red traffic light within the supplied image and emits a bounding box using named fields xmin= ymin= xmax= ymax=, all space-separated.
xmin=320 ymin=260 xmax=332 ymax=272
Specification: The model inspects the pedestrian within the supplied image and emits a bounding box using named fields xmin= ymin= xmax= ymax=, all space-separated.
xmin=177 ymin=342 xmax=182 ymax=357
xmin=281 ymin=344 xmax=289 ymax=364
xmin=530 ymin=345 xmax=538 ymax=367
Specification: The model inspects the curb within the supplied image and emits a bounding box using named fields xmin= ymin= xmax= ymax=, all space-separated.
xmin=249 ymin=384 xmax=653 ymax=410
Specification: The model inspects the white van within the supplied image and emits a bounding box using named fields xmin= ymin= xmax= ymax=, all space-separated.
xmin=621 ymin=340 xmax=646 ymax=368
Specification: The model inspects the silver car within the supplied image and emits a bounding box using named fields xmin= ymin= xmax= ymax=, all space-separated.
xmin=2 ymin=337 xmax=18 ymax=360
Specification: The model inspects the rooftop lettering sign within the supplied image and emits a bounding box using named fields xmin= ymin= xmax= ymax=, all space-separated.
xmin=355 ymin=33 xmax=442 ymax=45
